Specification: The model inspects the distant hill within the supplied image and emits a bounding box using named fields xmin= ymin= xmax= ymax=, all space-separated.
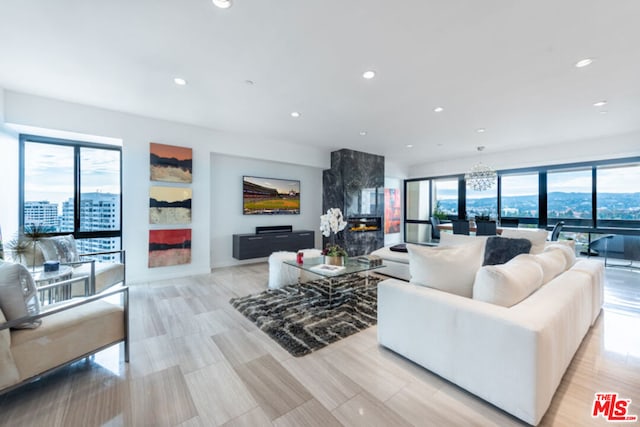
xmin=437 ymin=192 xmax=640 ymax=219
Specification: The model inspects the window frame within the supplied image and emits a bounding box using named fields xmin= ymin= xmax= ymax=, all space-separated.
xmin=404 ymin=155 xmax=640 ymax=240
xmin=18 ymin=134 xmax=123 ymax=242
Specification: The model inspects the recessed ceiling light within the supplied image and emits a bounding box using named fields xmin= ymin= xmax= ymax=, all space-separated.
xmin=575 ymin=58 xmax=593 ymax=68
xmin=173 ymin=77 xmax=187 ymax=86
xmin=359 ymin=131 xmax=367 ymax=136
xmin=476 ymin=128 xmax=486 ymax=133
xmin=593 ymin=100 xmax=607 ymax=107
xmin=600 ymin=110 xmax=608 ymax=115
xmin=212 ymin=0 xmax=232 ymax=9
xmin=433 ymin=106 xmax=444 ymax=113
xmin=362 ymin=70 xmax=376 ymax=80
xmin=290 ymin=111 xmax=301 ymax=118
xmin=406 ymin=144 xmax=414 ymax=148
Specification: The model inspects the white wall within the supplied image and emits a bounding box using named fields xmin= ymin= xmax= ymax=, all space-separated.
xmin=0 ymin=89 xmax=20 ymax=243
xmin=210 ymin=154 xmax=323 ymax=267
xmin=1 ymin=89 xmax=331 ymax=283
xmin=409 ymin=131 xmax=640 ymax=178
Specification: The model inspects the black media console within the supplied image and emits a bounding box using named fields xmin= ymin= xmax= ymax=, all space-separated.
xmin=232 ymin=230 xmax=315 ymax=260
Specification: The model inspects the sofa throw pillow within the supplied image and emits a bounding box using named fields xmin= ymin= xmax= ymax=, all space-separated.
xmin=39 ymin=234 xmax=79 ymax=264
xmin=500 ymin=228 xmax=548 ymax=254
xmin=483 ymin=236 xmax=532 ymax=266
xmin=389 ymin=244 xmax=408 ymax=253
xmin=473 ymin=256 xmax=544 ymax=307
xmin=0 ymin=262 xmax=41 ymax=329
xmin=439 ymin=233 xmax=489 ymax=260
xmin=407 ymin=242 xmax=484 ymax=298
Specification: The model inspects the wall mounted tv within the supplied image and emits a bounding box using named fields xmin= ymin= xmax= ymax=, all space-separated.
xmin=243 ymin=176 xmax=300 ymax=215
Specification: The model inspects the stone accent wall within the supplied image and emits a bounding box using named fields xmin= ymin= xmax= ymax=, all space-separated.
xmin=322 ymin=149 xmax=384 ymax=256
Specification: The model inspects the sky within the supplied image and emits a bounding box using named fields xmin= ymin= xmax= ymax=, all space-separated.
xmin=434 ymin=166 xmax=640 ymax=199
xmin=25 ymin=143 xmax=120 ymax=209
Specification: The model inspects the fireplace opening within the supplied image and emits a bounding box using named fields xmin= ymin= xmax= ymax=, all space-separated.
xmin=347 ymin=216 xmax=382 ymax=232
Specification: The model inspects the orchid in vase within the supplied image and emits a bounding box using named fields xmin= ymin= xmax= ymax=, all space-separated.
xmin=320 ymin=208 xmax=348 ymax=258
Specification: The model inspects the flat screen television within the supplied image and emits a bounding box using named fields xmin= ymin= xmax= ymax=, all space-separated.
xmin=243 ymin=176 xmax=300 ymax=215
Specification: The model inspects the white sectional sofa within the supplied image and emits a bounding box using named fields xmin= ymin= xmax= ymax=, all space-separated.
xmin=376 ymin=232 xmax=604 ymax=425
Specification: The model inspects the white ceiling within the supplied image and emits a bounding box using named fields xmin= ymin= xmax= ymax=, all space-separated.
xmin=1 ymin=0 xmax=639 ymax=168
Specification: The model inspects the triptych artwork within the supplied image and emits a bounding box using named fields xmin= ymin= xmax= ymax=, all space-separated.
xmin=148 ymin=143 xmax=193 ymax=268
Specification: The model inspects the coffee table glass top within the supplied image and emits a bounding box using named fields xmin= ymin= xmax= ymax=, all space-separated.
xmin=283 ymin=256 xmax=384 ymax=278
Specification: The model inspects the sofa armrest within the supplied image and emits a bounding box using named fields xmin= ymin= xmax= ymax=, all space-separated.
xmin=0 ymin=285 xmax=128 ymax=332
xmin=79 ymin=249 xmax=125 ymax=263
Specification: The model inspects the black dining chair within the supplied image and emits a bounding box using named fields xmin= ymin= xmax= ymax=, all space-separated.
xmin=430 ymin=216 xmax=441 ymax=241
xmin=549 ymin=221 xmax=564 ymax=241
xmin=499 ymin=218 xmax=519 ymax=228
xmin=452 ymin=220 xmax=470 ymax=235
xmin=475 ymin=220 xmax=497 ymax=236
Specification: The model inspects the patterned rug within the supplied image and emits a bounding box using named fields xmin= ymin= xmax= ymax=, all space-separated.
xmin=230 ymin=274 xmax=381 ymax=357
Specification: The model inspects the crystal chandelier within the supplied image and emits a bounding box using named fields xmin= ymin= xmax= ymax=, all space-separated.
xmin=465 ymin=146 xmax=497 ymax=191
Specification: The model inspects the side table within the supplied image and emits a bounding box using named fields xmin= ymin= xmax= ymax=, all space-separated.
xmin=32 ymin=265 xmax=74 ymax=305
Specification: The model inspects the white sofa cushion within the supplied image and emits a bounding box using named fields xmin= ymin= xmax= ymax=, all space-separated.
xmin=544 ymin=243 xmax=576 ymax=268
xmin=516 ymin=249 xmax=567 ymax=285
xmin=500 ymin=228 xmax=548 ymax=254
xmin=408 ymin=242 xmax=484 ymax=298
xmin=473 ymin=257 xmax=544 ymax=307
xmin=439 ymin=233 xmax=489 ymax=260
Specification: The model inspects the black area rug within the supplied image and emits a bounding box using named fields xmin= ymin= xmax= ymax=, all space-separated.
xmin=230 ymin=274 xmax=381 ymax=357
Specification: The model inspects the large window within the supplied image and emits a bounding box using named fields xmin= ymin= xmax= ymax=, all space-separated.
xmin=547 ymin=168 xmax=592 ymax=224
xmin=597 ymin=163 xmax=640 ymax=225
xmin=406 ymin=156 xmax=640 ymax=242
xmin=466 ymin=186 xmax=497 ymax=219
xmin=500 ymin=173 xmax=538 ymax=219
xmin=20 ymin=135 xmax=122 ymax=260
xmin=433 ymin=178 xmax=458 ymax=217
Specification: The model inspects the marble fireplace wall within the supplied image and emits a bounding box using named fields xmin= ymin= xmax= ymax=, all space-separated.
xmin=322 ymin=149 xmax=384 ymax=256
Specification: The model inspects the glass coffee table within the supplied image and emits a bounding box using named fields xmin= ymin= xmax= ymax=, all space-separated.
xmin=283 ymin=256 xmax=385 ymax=305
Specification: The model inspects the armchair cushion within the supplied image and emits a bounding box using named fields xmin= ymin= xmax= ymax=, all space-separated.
xmin=39 ymin=235 xmax=79 ymax=264
xmin=70 ymin=262 xmax=125 ymax=296
xmin=10 ymin=299 xmax=125 ymax=381
xmin=0 ymin=262 xmax=41 ymax=329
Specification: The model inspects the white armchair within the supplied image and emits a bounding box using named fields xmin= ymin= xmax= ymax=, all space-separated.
xmin=0 ymin=261 xmax=128 ymax=394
